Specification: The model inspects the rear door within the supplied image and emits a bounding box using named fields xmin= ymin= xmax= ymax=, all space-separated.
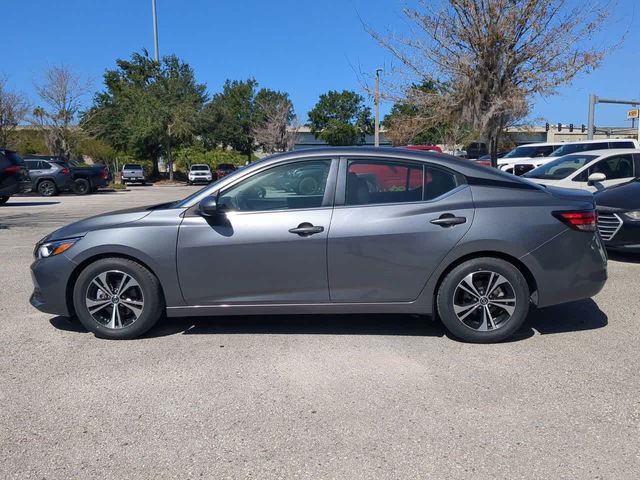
xmin=327 ymin=157 xmax=474 ymax=303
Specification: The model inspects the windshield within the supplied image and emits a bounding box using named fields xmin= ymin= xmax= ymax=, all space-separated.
xmin=191 ymin=165 xmax=209 ymax=171
xmin=503 ymin=146 xmax=541 ymax=159
xmin=524 ymin=154 xmax=597 ymax=180
xmin=550 ymin=142 xmax=608 ymax=157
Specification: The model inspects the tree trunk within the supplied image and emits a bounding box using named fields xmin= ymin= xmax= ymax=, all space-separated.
xmin=167 ymin=140 xmax=173 ymax=181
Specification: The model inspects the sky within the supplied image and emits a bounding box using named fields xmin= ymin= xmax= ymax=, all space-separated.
xmin=2 ymin=0 xmax=639 ymax=127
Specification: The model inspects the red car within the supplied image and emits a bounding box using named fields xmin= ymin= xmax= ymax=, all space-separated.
xmin=401 ymin=145 xmax=443 ymax=153
xmin=215 ymin=163 xmax=237 ymax=179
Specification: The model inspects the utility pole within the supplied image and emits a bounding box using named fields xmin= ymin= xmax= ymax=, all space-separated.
xmin=152 ymin=0 xmax=159 ymax=62
xmin=374 ymin=68 xmax=383 ymax=147
xmin=587 ymin=94 xmax=596 ymax=140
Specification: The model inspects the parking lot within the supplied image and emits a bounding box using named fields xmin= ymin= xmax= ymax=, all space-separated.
xmin=1 ymin=185 xmax=639 ymax=479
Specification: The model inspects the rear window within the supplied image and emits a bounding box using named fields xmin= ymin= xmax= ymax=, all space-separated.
xmin=2 ymin=150 xmax=23 ymax=165
xmin=610 ymin=141 xmax=635 ymax=149
xmin=216 ymin=163 xmax=236 ymax=170
xmin=123 ymin=164 xmax=142 ymax=170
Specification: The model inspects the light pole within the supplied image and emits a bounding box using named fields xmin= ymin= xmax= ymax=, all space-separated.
xmin=152 ymin=0 xmax=159 ymax=62
xmin=374 ymin=68 xmax=383 ymax=147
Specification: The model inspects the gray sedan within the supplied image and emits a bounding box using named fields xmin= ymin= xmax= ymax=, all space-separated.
xmin=30 ymin=147 xmax=607 ymax=343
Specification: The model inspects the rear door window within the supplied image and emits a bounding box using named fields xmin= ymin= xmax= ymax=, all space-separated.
xmin=345 ymin=159 xmax=460 ymax=205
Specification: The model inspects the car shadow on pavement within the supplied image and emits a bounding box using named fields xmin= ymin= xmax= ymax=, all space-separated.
xmin=48 ymin=298 xmax=607 ymax=341
xmin=2 ymin=201 xmax=60 ymax=207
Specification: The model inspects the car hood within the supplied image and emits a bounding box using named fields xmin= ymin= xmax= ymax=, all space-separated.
xmin=594 ymin=179 xmax=640 ymax=210
xmin=44 ymin=204 xmax=161 ymax=242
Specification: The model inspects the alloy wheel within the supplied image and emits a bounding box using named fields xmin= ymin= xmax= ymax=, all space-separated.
xmin=85 ymin=270 xmax=144 ymax=329
xmin=452 ymin=270 xmax=517 ymax=331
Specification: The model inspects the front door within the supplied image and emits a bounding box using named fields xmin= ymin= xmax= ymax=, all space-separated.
xmin=177 ymin=158 xmax=336 ymax=305
xmin=573 ymin=153 xmax=635 ymax=192
xmin=328 ymin=157 xmax=474 ymax=303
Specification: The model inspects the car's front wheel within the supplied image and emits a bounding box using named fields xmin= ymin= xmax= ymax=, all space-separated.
xmin=72 ymin=258 xmax=164 ymax=339
xmin=436 ymin=257 xmax=530 ymax=343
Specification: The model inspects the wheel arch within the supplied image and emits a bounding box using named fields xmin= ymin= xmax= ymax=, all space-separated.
xmin=432 ymin=250 xmax=538 ymax=315
xmin=65 ymin=253 xmax=167 ymax=317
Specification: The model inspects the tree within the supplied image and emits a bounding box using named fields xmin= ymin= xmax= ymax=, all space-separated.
xmin=369 ymin=0 xmax=615 ymax=165
xmin=308 ymin=90 xmax=373 ymax=146
xmin=383 ymin=82 xmax=446 ymax=146
xmin=201 ymin=79 xmax=257 ymax=160
xmin=253 ymin=89 xmax=297 ymax=153
xmin=0 ymin=77 xmax=29 ymax=148
xmin=32 ymin=65 xmax=89 ymax=159
xmin=82 ymin=51 xmax=207 ymax=179
xmin=201 ymin=80 xmax=297 ymax=159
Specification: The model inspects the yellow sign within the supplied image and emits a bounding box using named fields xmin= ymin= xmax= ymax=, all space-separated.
xmin=628 ymin=109 xmax=639 ymax=119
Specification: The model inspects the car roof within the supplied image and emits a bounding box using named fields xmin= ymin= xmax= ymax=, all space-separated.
xmin=251 ymin=146 xmax=540 ymax=185
xmin=564 ymin=148 xmax=640 ymax=157
xmin=515 ymin=142 xmax=564 ymax=147
xmin=557 ymin=138 xmax=638 ymax=146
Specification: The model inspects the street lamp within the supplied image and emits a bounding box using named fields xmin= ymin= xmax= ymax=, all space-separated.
xmin=374 ymin=68 xmax=383 ymax=147
xmin=151 ymin=0 xmax=159 ymax=62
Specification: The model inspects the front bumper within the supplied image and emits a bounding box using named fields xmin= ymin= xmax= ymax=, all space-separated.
xmin=30 ymin=253 xmax=77 ymax=317
xmin=189 ymin=176 xmax=212 ymax=183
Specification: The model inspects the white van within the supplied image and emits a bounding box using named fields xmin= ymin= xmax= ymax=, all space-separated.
xmin=498 ymin=142 xmax=563 ymax=174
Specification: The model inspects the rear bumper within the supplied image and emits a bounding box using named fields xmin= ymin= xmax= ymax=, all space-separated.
xmin=521 ymin=229 xmax=608 ymax=308
xmin=122 ymin=176 xmax=145 ymax=182
xmin=30 ymin=254 xmax=77 ymax=317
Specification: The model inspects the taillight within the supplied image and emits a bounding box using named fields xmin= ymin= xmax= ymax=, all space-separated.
xmin=102 ymin=167 xmax=107 ymax=179
xmin=5 ymin=165 xmax=20 ymax=174
xmin=476 ymin=160 xmax=492 ymax=167
xmin=553 ymin=211 xmax=597 ymax=232
xmin=61 ymin=168 xmax=70 ymax=175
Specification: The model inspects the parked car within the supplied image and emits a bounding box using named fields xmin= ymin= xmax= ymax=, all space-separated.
xmin=474 ymin=152 xmax=508 ymax=167
xmin=464 ymin=142 xmax=488 ymax=159
xmin=30 ymin=147 xmax=607 ymax=343
xmin=594 ymin=178 xmax=640 ymax=252
xmin=523 ymin=149 xmax=640 ymax=192
xmin=506 ymin=139 xmax=640 ymax=176
xmin=0 ymin=149 xmax=31 ymax=205
xmin=24 ymin=156 xmax=111 ymax=195
xmin=402 ymin=145 xmax=443 ymax=153
xmin=215 ymin=163 xmax=237 ymax=179
xmin=120 ymin=164 xmax=146 ymax=185
xmin=498 ymin=142 xmax=564 ymax=174
xmin=23 ymin=158 xmax=73 ymax=197
xmin=188 ymin=164 xmax=213 ymax=185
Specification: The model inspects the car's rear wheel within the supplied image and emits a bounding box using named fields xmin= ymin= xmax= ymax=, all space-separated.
xmin=72 ymin=258 xmax=164 ymax=339
xmin=38 ymin=180 xmax=58 ymax=197
xmin=0 ymin=195 xmax=9 ymax=205
xmin=73 ymin=178 xmax=91 ymax=195
xmin=436 ymin=257 xmax=530 ymax=343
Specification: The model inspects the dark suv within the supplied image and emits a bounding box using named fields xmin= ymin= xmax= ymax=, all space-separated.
xmin=0 ymin=149 xmax=31 ymax=205
xmin=23 ymin=158 xmax=73 ymax=196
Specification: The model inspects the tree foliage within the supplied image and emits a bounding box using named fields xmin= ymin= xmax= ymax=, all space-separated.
xmin=369 ymin=0 xmax=615 ymax=164
xmin=82 ymin=51 xmax=207 ymax=178
xmin=201 ymin=79 xmax=296 ymax=159
xmin=308 ymin=90 xmax=373 ymax=146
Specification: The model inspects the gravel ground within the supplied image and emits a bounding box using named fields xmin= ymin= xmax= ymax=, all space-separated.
xmin=1 ymin=186 xmax=639 ymax=479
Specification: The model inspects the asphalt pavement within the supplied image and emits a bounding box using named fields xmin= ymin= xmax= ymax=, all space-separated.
xmin=1 ymin=185 xmax=639 ymax=479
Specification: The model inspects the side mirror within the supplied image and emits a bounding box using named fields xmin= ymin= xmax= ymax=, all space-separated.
xmin=587 ymin=172 xmax=606 ymax=184
xmin=198 ymin=196 xmax=220 ymax=217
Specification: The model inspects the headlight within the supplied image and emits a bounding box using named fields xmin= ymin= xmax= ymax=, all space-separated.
xmin=624 ymin=210 xmax=640 ymax=221
xmin=36 ymin=237 xmax=81 ymax=259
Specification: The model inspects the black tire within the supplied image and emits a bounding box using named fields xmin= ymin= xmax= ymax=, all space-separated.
xmin=72 ymin=257 xmax=165 ymax=340
xmin=73 ymin=178 xmax=91 ymax=195
xmin=0 ymin=195 xmax=9 ymax=205
xmin=436 ymin=257 xmax=530 ymax=343
xmin=38 ymin=179 xmax=58 ymax=197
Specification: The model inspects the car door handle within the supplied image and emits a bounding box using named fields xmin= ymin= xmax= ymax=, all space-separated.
xmin=430 ymin=214 xmax=466 ymax=227
xmin=288 ymin=223 xmax=324 ymax=236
